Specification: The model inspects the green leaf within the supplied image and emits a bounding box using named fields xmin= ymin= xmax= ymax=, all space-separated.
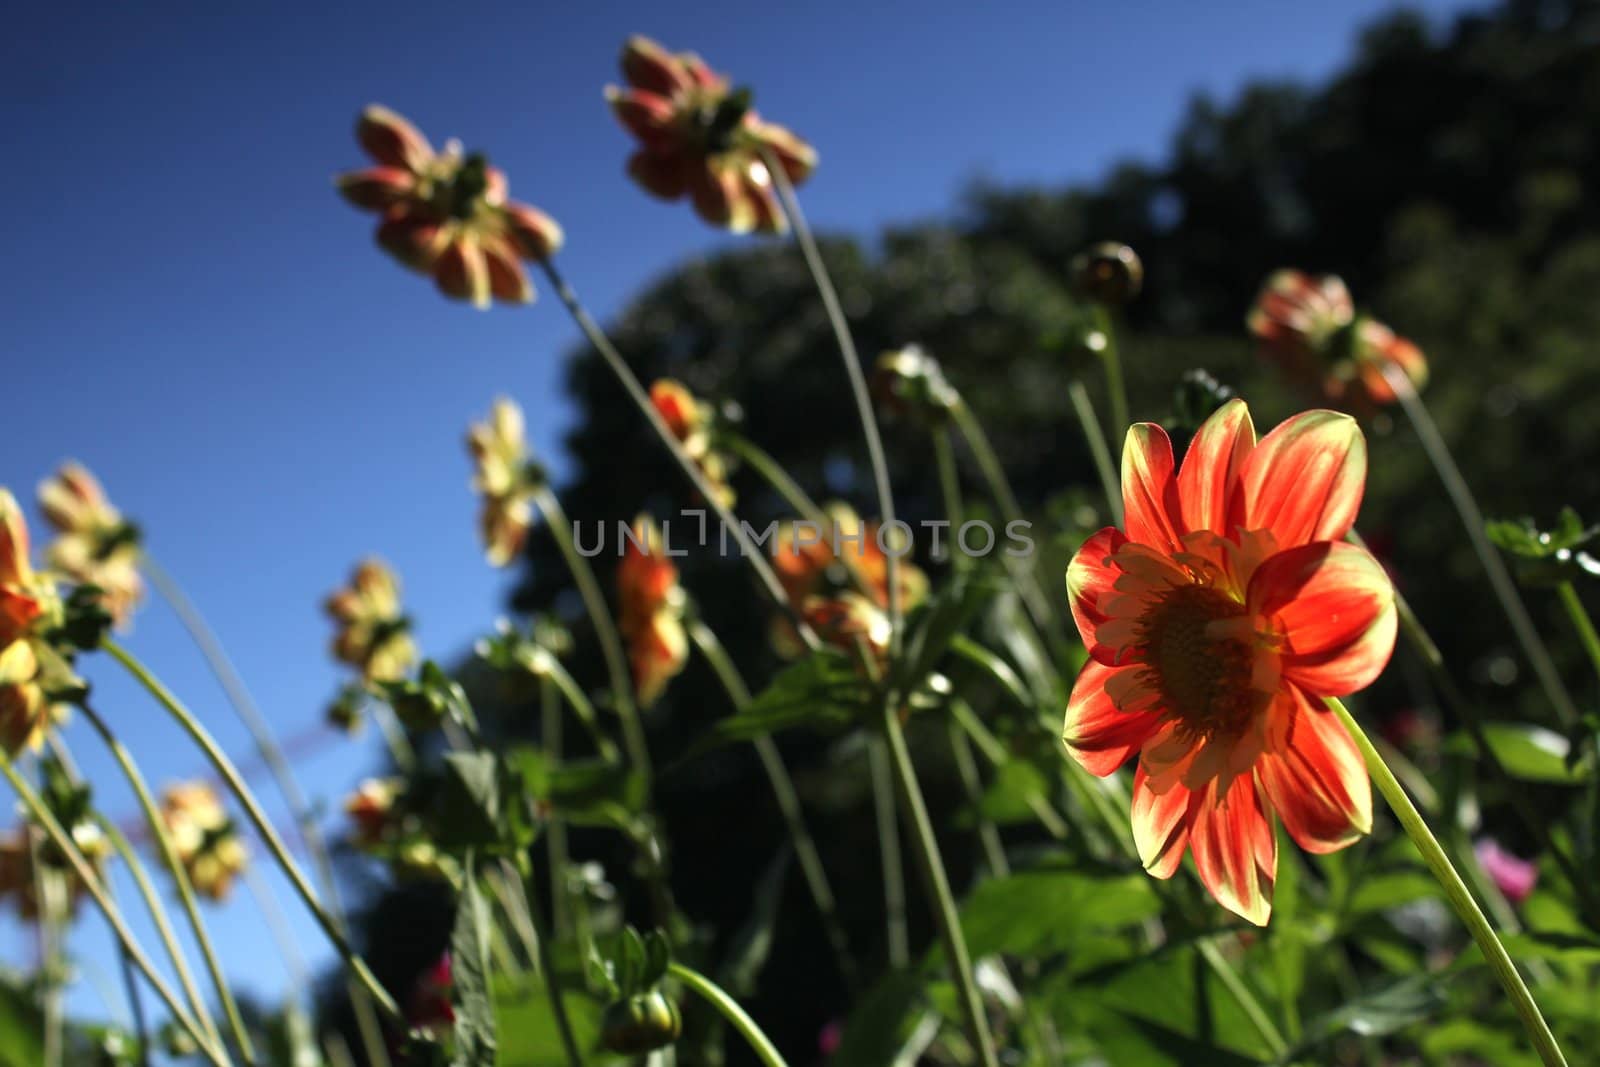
xmin=1344 ymin=869 xmax=1441 ymax=919
xmin=716 ymin=848 xmax=789 ymax=995
xmin=1291 ymin=974 xmax=1447 ymax=1056
xmin=433 ymin=752 xmax=538 ymax=858
xmin=1498 ymin=930 xmax=1600 ymax=965
xmin=1485 ymin=509 xmax=1600 ymax=586
xmin=451 ymin=861 xmax=498 ymax=1067
xmin=494 ymin=976 xmax=619 ymax=1067
xmin=893 ymin=569 xmax=1000 ymax=694
xmin=684 ymin=651 xmax=870 ymax=755
xmin=957 ymin=867 xmax=1161 ymax=960
xmin=508 ymin=749 xmax=645 ymax=828
xmin=1447 ymin=722 xmax=1592 ymax=784
xmin=831 ymin=971 xmax=930 ymax=1067
xmin=0 ymin=979 xmax=44 ymax=1067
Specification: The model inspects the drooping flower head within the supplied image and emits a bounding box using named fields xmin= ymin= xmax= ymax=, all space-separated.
xmin=337 ymin=105 xmax=564 ymax=308
xmin=1248 ymin=270 xmax=1428 ymax=414
xmin=607 ymin=36 xmax=817 ymax=234
xmin=160 ymin=781 xmax=248 ymax=902
xmin=344 ymin=777 xmax=405 ymax=850
xmin=37 ymin=462 xmax=145 ymax=627
xmin=324 ymin=558 xmax=418 ymax=683
xmin=466 ymin=397 xmax=539 ymax=567
xmin=872 ymin=345 xmax=959 ymax=426
xmin=649 ymin=379 xmax=734 ymax=508
xmin=616 ymin=515 xmax=687 ymax=707
xmin=1063 ymin=399 xmax=1396 ymax=925
xmin=802 ymin=592 xmax=892 ymax=670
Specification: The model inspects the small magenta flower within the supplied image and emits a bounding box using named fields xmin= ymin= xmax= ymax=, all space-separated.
xmin=466 ymin=397 xmax=539 ymax=567
xmin=649 ymin=379 xmax=734 ymax=507
xmin=324 ymin=559 xmax=418 ymax=683
xmin=616 ymin=515 xmax=688 ymax=707
xmin=1248 ymin=270 xmax=1428 ymax=414
xmin=37 ymin=462 xmax=144 ymax=628
xmin=607 ymin=36 xmax=817 ymax=234
xmin=409 ymin=952 xmax=455 ymax=1032
xmin=160 ymin=782 xmax=247 ymax=902
xmin=337 ymin=105 xmax=564 ymax=308
xmin=1475 ymin=839 xmax=1538 ymax=905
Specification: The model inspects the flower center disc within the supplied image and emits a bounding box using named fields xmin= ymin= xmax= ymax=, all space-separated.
xmin=1142 ymin=585 xmax=1259 ymax=738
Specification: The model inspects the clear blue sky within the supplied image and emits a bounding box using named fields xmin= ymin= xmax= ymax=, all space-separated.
xmin=4 ymin=0 xmax=1476 ymax=1036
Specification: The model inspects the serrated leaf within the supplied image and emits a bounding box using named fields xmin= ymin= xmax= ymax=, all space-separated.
xmin=451 ymin=861 xmax=498 ymax=1067
xmin=684 ymin=651 xmax=870 ymax=756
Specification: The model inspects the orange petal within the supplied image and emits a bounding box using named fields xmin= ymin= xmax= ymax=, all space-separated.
xmin=1066 ymin=526 xmax=1130 ymax=663
xmin=356 ymin=105 xmax=433 ymax=172
xmin=604 ymin=87 xmax=680 ymax=149
xmin=1257 ymin=685 xmax=1371 ymax=853
xmin=1248 ymin=542 xmax=1396 ymax=695
xmin=1131 ymin=763 xmax=1197 ymax=878
xmin=503 ymin=202 xmax=565 ymax=261
xmin=335 ymin=166 xmax=417 ymax=211
xmin=481 ymin=236 xmax=532 ymax=304
xmin=1237 ymin=410 xmax=1366 ymax=549
xmin=627 ymin=149 xmax=691 ymax=201
xmin=620 ymin=35 xmax=695 ymax=97
xmin=1121 ymin=423 xmax=1183 ymax=552
xmin=1176 ymin=398 xmax=1255 ymax=537
xmin=1190 ymin=773 xmax=1276 ymax=926
xmin=692 ymin=164 xmax=756 ymax=234
xmin=1063 ymin=660 xmax=1162 ymax=776
xmin=434 ymin=236 xmax=490 ymax=309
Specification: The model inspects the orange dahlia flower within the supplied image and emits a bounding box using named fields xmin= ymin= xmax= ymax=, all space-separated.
xmin=1063 ymin=399 xmax=1395 ymax=925
xmin=0 ymin=491 xmax=73 ymax=756
xmin=160 ymin=781 xmax=248 ymax=902
xmin=1248 ymin=270 xmax=1428 ymax=414
xmin=607 ymin=36 xmax=817 ymax=234
xmin=324 ymin=558 xmax=417 ymax=683
xmin=649 ymin=379 xmax=734 ymax=507
xmin=466 ymin=397 xmax=538 ymax=567
xmin=616 ymin=515 xmax=687 ymax=707
xmin=37 ymin=462 xmax=145 ymax=627
xmin=337 ymin=105 xmax=564 ymax=308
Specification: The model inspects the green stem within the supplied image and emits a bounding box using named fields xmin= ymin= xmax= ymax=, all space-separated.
xmin=141 ymin=552 xmax=393 ymax=1067
xmin=1382 ymin=364 xmax=1577 ymax=726
xmin=1325 ymin=697 xmax=1566 ymax=1066
xmin=521 ymin=871 xmax=585 ymax=1067
xmin=1066 ymin=379 xmax=1123 ymax=527
xmin=948 ymin=719 xmax=1008 ymax=879
xmin=540 ymin=676 xmax=571 ymax=938
xmin=668 ymin=962 xmax=788 ymax=1067
xmin=932 ymin=428 xmax=970 ymax=571
xmin=102 ymin=639 xmax=404 ymax=1024
xmin=723 ymin=434 xmax=827 ymax=525
xmin=950 ymin=699 xmax=1069 ymax=841
xmin=537 ymin=654 xmax=621 ymax=764
xmin=687 ymin=618 xmax=859 ymax=993
xmin=1091 ymin=306 xmax=1131 ymax=450
xmin=877 ymin=703 xmax=1000 ymax=1067
xmin=530 ymin=483 xmax=651 ymax=786
xmin=764 ymin=149 xmax=904 ymax=657
xmin=30 ymin=822 xmax=62 ymax=1067
xmin=867 ymin=734 xmax=909 ymax=969
xmin=0 ymin=754 xmax=228 ymax=1067
xmin=116 ymin=923 xmax=151 ymax=1067
xmin=537 ymin=259 xmax=820 ymax=654
xmin=76 ymin=706 xmax=252 ymax=1059
xmin=1557 ymin=581 xmax=1600 ymax=689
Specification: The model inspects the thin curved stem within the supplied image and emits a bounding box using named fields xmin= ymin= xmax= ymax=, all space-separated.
xmin=867 ymin=735 xmax=909 ymax=969
xmin=877 ymin=702 xmax=1000 ymax=1067
xmin=950 ymin=699 xmax=1069 ymax=841
xmin=1557 ymin=581 xmax=1600 ymax=690
xmin=117 ymin=929 xmax=151 ymax=1067
xmin=1091 ymin=306 xmax=1130 ymax=450
xmin=723 ymin=433 xmax=827 ymax=525
xmin=0 ymin=754 xmax=229 ymax=1067
xmin=140 ymin=552 xmax=393 ymax=1067
xmin=30 ymin=823 xmax=63 ymax=1067
xmin=668 ymin=962 xmax=788 ymax=1067
xmin=948 ymin=719 xmax=1008 ymax=879
xmin=932 ymin=428 xmax=969 ymax=569
xmin=102 ymin=639 xmax=404 ymax=1024
xmin=1382 ymin=364 xmax=1577 ymax=726
xmin=530 ymin=484 xmax=651 ymax=786
xmin=537 ymin=259 xmax=820 ymax=654
xmin=537 ymin=654 xmax=621 ymax=764
xmin=540 ymin=676 xmax=571 ymax=938
xmin=764 ymin=149 xmax=904 ymax=657
xmin=1066 ymin=379 xmax=1123 ymax=527
xmin=687 ymin=618 xmax=859 ymax=993
xmin=1326 ymin=697 xmax=1566 ymax=1066
xmin=76 ymin=703 xmax=256 ymax=1062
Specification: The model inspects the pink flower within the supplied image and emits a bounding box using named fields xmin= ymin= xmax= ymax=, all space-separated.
xmin=1475 ymin=839 xmax=1538 ymax=905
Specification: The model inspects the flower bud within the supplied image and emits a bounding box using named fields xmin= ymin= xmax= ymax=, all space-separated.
xmin=1072 ymin=242 xmax=1144 ymax=306
xmin=600 ymin=991 xmax=682 ymax=1054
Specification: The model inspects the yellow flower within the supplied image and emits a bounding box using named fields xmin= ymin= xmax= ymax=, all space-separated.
xmin=37 ymin=462 xmax=145 ymax=627
xmin=466 ymin=397 xmax=538 ymax=567
xmin=160 ymin=781 xmax=247 ymax=902
xmin=324 ymin=559 xmax=417 ymax=683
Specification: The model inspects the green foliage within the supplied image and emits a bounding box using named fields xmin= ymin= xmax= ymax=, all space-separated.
xmin=1444 ymin=722 xmax=1592 ymax=785
xmin=1487 ymin=508 xmax=1600 ymax=586
xmin=451 ymin=859 xmax=499 ymax=1067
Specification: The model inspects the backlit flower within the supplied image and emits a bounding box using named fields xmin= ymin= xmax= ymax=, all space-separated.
xmin=0 ymin=492 xmax=73 ymax=756
xmin=344 ymin=777 xmax=404 ymax=850
xmin=160 ymin=782 xmax=247 ymax=901
xmin=616 ymin=515 xmax=687 ymax=707
xmin=324 ymin=559 xmax=417 ymax=683
xmin=649 ymin=379 xmax=734 ymax=508
xmin=802 ymin=592 xmax=891 ymax=670
xmin=1063 ymin=399 xmax=1395 ymax=924
xmin=607 ymin=35 xmax=817 ymax=234
xmin=466 ymin=397 xmax=538 ymax=567
xmin=337 ymin=105 xmax=564 ymax=308
xmin=1248 ymin=270 xmax=1428 ymax=414
xmin=872 ymin=345 xmax=958 ymax=426
xmin=37 ymin=462 xmax=144 ymax=627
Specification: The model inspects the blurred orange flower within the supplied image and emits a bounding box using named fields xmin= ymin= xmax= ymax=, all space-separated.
xmin=607 ymin=36 xmax=817 ymax=234
xmin=467 ymin=397 xmax=538 ymax=567
xmin=616 ymin=514 xmax=687 ymax=707
xmin=0 ymin=491 xmax=72 ymax=756
xmin=160 ymin=781 xmax=248 ymax=902
xmin=0 ymin=821 xmax=110 ymax=920
xmin=344 ymin=777 xmax=404 ymax=850
xmin=324 ymin=558 xmax=417 ymax=683
xmin=802 ymin=592 xmax=891 ymax=670
xmin=337 ymin=105 xmax=564 ymax=308
xmin=1248 ymin=270 xmax=1428 ymax=414
xmin=1063 ymin=399 xmax=1395 ymax=925
xmin=37 ymin=462 xmax=145 ymax=627
xmin=649 ymin=379 xmax=734 ymax=507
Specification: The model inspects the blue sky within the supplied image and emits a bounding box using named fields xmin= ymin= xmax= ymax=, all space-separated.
xmin=4 ymin=0 xmax=1477 ymax=1036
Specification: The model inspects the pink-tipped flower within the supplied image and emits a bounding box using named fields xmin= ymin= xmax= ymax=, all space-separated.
xmin=160 ymin=781 xmax=248 ymax=902
xmin=616 ymin=515 xmax=688 ymax=707
xmin=607 ymin=36 xmax=817 ymax=235
xmin=36 ymin=463 xmax=144 ymax=627
xmin=466 ymin=397 xmax=539 ymax=567
xmin=1248 ymin=270 xmax=1429 ymax=415
xmin=324 ymin=558 xmax=418 ymax=683
xmin=1475 ymin=839 xmax=1538 ymax=905
xmin=649 ymin=379 xmax=735 ymax=507
xmin=337 ymin=105 xmax=564 ymax=309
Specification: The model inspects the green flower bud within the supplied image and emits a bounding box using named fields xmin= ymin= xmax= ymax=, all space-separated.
xmin=1071 ymin=242 xmax=1144 ymax=306
xmin=599 ymin=991 xmax=682 ymax=1054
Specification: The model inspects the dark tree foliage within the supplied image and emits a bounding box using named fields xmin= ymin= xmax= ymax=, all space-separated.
xmin=342 ymin=2 xmax=1600 ymax=1059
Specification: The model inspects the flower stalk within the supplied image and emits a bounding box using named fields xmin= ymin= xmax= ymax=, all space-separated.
xmin=668 ymin=962 xmax=789 ymax=1067
xmin=1066 ymin=379 xmax=1123 ymax=527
